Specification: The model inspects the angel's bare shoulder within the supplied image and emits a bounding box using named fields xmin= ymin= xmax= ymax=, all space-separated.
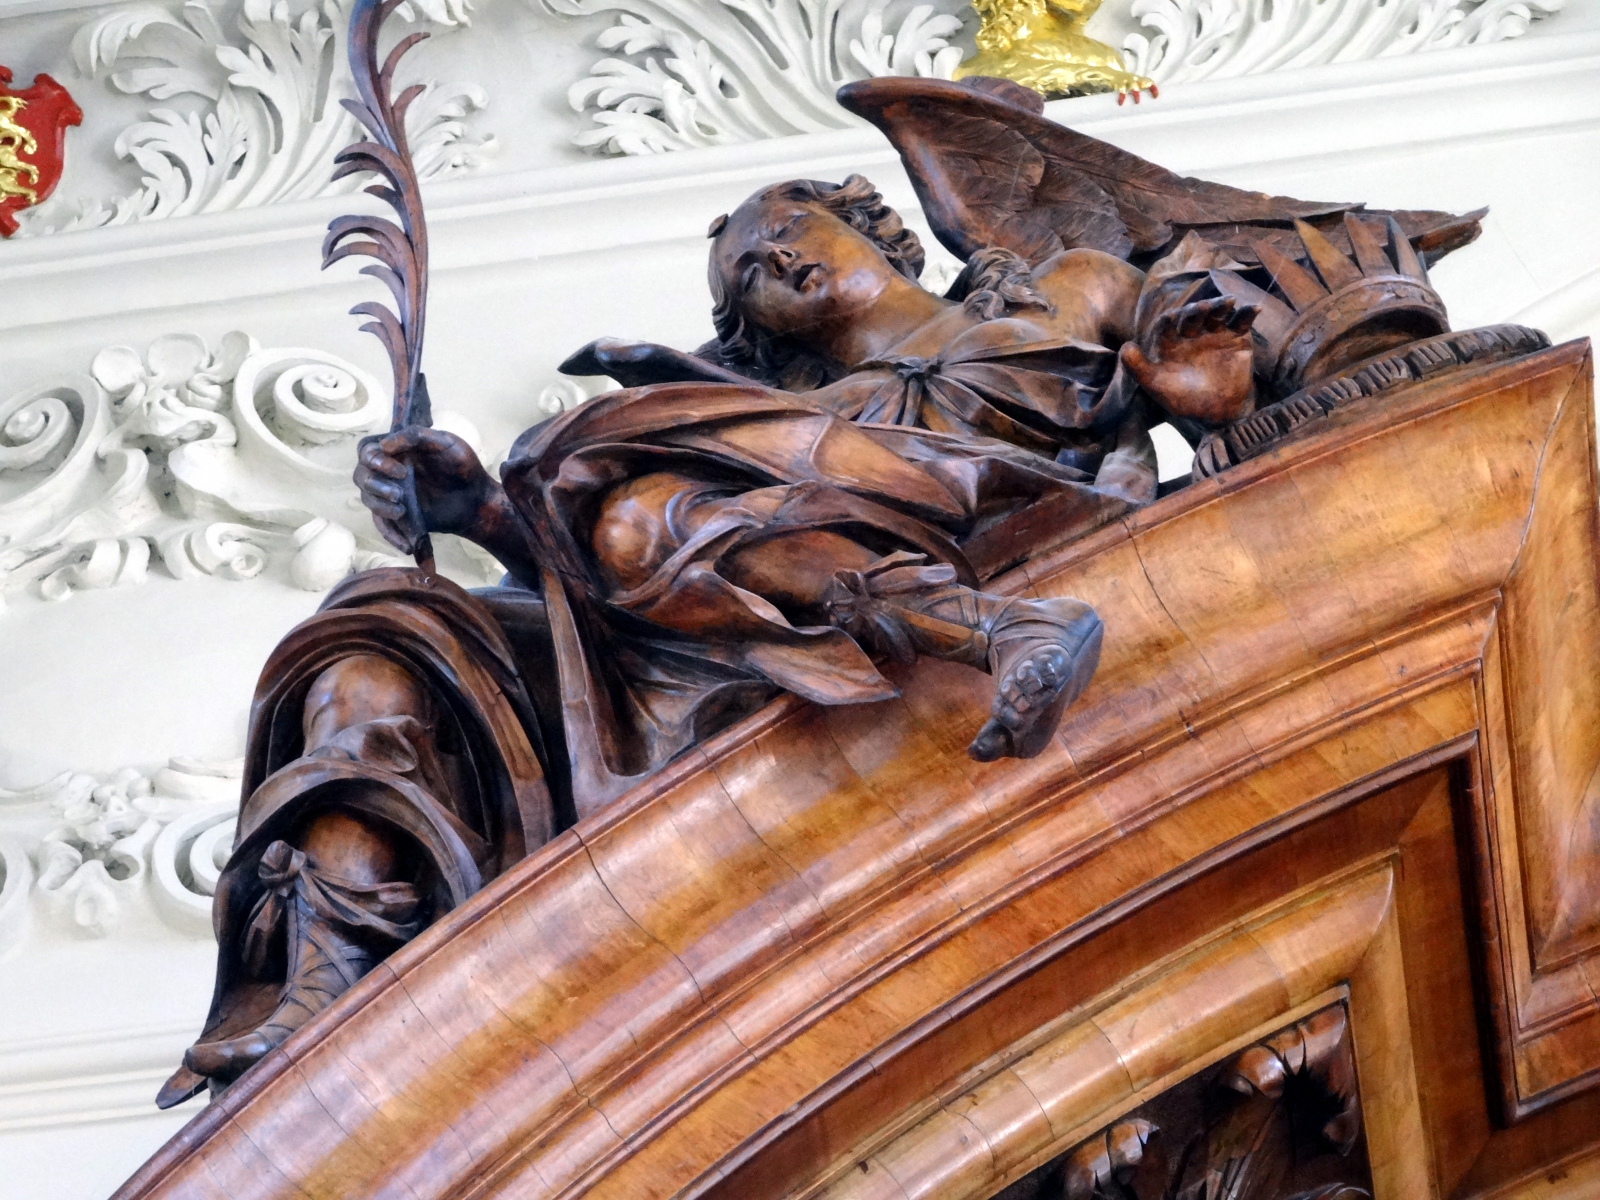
xmin=1028 ymin=248 xmax=1144 ymax=344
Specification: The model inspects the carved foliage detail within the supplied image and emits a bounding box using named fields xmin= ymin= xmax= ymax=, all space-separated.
xmin=19 ymin=0 xmax=496 ymax=233
xmin=550 ymin=0 xmax=1564 ymax=157
xmin=543 ymin=0 xmax=966 ymax=154
xmin=1122 ymin=0 xmax=1569 ymax=87
xmin=0 ymin=332 xmax=425 ymax=605
xmin=1039 ymin=1005 xmax=1369 ymax=1200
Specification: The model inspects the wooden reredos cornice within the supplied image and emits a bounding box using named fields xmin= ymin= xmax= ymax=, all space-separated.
xmin=117 ymin=341 xmax=1600 ymax=1199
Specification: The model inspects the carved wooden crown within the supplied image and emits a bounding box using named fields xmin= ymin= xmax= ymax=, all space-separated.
xmin=1245 ymin=214 xmax=1450 ymax=392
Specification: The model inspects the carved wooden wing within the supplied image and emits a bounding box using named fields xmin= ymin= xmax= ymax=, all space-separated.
xmin=837 ymin=76 xmax=1482 ymax=270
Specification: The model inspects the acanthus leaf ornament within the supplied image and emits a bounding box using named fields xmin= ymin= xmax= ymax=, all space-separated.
xmin=1121 ymin=0 xmax=1569 ymax=86
xmin=17 ymin=0 xmax=495 ymax=235
xmin=549 ymin=0 xmax=1564 ymax=156
xmin=0 ymin=66 xmax=82 ymax=237
xmin=545 ymin=0 xmax=966 ymax=155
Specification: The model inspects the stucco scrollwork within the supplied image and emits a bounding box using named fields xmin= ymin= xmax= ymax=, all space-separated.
xmin=545 ymin=0 xmax=966 ymax=154
xmin=551 ymin=0 xmax=1565 ymax=156
xmin=19 ymin=0 xmax=496 ymax=234
xmin=0 ymin=836 xmax=33 ymax=956
xmin=3 ymin=758 xmax=241 ymax=939
xmin=0 ymin=331 xmax=445 ymax=606
xmin=1121 ymin=0 xmax=1568 ymax=85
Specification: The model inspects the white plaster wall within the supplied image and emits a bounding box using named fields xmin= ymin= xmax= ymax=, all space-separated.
xmin=2 ymin=4 xmax=1598 ymax=1195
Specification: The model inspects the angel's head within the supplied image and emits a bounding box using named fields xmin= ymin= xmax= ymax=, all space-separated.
xmin=705 ymin=175 xmax=926 ymax=386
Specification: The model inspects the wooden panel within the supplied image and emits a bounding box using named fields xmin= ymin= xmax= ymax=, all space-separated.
xmin=114 ymin=344 xmax=1600 ymax=1199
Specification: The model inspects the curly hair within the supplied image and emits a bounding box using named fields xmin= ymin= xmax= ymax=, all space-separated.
xmin=703 ymin=174 xmax=927 ymax=390
xmin=946 ymin=245 xmax=1055 ymax=320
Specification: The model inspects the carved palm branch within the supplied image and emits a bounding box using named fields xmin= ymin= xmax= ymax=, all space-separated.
xmin=322 ymin=0 xmax=435 ymax=565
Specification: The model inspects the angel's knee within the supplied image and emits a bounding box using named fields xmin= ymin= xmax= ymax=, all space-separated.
xmin=303 ymin=655 xmax=432 ymax=752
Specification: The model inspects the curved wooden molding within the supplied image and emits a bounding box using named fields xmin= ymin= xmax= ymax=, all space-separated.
xmin=115 ymin=341 xmax=1600 ymax=1197
xmin=810 ymin=862 xmax=1409 ymax=1200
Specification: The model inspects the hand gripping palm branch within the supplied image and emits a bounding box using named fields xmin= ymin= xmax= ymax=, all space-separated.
xmin=324 ymin=0 xmax=436 ymax=575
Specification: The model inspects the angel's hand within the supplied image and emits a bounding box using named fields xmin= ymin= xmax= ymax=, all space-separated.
xmin=356 ymin=428 xmax=496 ymax=549
xmin=1120 ymin=296 xmax=1259 ymax=426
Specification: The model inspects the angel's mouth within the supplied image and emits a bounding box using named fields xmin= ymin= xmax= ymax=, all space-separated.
xmin=792 ymin=262 xmax=821 ymax=291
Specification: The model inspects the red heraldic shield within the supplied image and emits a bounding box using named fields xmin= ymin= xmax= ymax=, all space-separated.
xmin=0 ymin=66 xmax=83 ymax=237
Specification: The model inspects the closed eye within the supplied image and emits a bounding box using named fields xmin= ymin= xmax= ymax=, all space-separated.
xmin=741 ymin=263 xmax=761 ymax=294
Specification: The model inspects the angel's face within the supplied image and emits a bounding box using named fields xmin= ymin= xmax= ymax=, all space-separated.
xmin=710 ymin=197 xmax=903 ymax=345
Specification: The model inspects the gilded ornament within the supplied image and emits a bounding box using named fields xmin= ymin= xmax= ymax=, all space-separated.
xmin=955 ymin=0 xmax=1155 ymax=101
xmin=0 ymin=66 xmax=81 ymax=236
xmin=0 ymin=95 xmax=40 ymax=207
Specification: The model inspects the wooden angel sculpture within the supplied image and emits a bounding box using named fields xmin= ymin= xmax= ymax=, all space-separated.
xmin=159 ymin=69 xmax=1484 ymax=1105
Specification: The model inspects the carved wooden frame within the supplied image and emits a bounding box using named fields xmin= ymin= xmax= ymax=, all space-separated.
xmin=806 ymin=852 xmax=1417 ymax=1199
xmin=115 ymin=341 xmax=1600 ymax=1199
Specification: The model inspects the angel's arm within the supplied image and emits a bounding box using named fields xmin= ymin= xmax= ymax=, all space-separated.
xmin=1027 ymin=248 xmax=1143 ymax=346
xmin=561 ymin=338 xmax=754 ymax=388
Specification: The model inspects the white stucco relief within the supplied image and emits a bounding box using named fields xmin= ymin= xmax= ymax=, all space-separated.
xmin=3 ymin=759 xmax=239 ymax=941
xmin=550 ymin=0 xmax=1566 ymax=155
xmin=0 ymin=314 xmax=605 ymax=951
xmin=0 ymin=331 xmax=443 ymax=606
xmin=16 ymin=0 xmax=497 ymax=234
xmin=1120 ymin=0 xmax=1570 ymax=84
xmin=543 ymin=0 xmax=967 ymax=154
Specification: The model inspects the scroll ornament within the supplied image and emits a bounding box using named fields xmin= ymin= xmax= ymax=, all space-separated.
xmin=543 ymin=0 xmax=967 ymax=154
xmin=1 ymin=758 xmax=243 ymax=942
xmin=553 ymin=0 xmax=1565 ymax=155
xmin=0 ymin=332 xmax=512 ymax=609
xmin=1122 ymin=0 xmax=1569 ymax=86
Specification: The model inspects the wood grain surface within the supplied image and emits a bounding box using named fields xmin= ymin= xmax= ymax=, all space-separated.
xmin=115 ymin=342 xmax=1600 ymax=1198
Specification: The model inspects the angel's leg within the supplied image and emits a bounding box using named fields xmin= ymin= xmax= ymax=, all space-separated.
xmin=592 ymin=476 xmax=1104 ymax=758
xmin=182 ymin=657 xmax=430 ymax=1084
xmin=718 ymin=533 xmax=1102 ymax=760
xmin=807 ymin=552 xmax=1102 ymax=760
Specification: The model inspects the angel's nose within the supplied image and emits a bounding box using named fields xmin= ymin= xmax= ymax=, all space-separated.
xmin=767 ymin=246 xmax=796 ymax=274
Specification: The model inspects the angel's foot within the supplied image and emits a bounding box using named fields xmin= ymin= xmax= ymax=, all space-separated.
xmin=969 ymin=598 xmax=1103 ymax=761
xmin=818 ymin=555 xmax=1103 ymax=761
xmin=185 ymin=863 xmax=382 ymax=1082
xmin=182 ymin=836 xmax=418 ymax=1085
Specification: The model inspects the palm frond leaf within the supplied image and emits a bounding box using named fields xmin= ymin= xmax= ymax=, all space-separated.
xmin=321 ymin=0 xmax=437 ymax=566
xmin=321 ymin=0 xmax=432 ymax=433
